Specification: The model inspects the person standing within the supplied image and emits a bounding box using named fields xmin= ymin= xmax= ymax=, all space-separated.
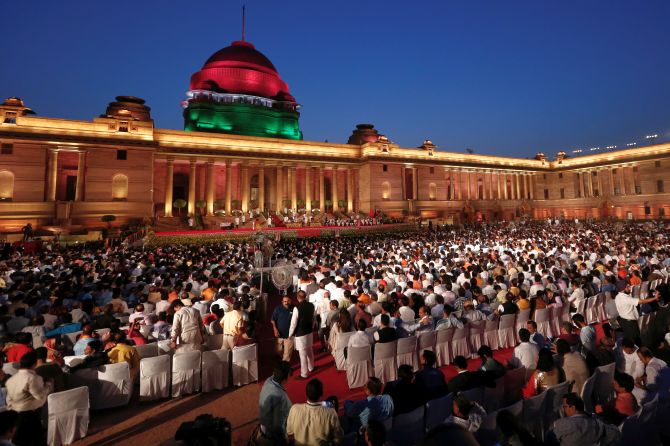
xmin=286 ymin=378 xmax=343 ymax=445
xmin=220 ymin=301 xmax=244 ymax=350
xmin=258 ymin=361 xmax=292 ymax=445
xmin=271 ymin=297 xmax=294 ymax=362
xmin=170 ymin=299 xmax=205 ymax=352
xmin=288 ymin=290 xmax=315 ymax=379
xmin=5 ymin=351 xmax=51 ymax=446
xmin=615 ymin=284 xmax=659 ymax=345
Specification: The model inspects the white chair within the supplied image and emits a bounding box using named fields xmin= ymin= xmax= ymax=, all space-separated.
xmin=47 ymin=386 xmax=89 ymax=446
xmin=346 ymin=345 xmax=373 ymax=389
xmin=390 ymin=405 xmax=425 ymax=445
xmin=62 ymin=331 xmax=82 ymax=351
xmin=157 ymin=339 xmax=174 ymax=355
xmin=171 ymin=351 xmax=202 ymax=397
xmin=585 ymin=297 xmax=599 ymax=324
xmin=468 ymin=320 xmax=486 ymax=355
xmin=206 ymin=334 xmax=223 ymax=351
xmin=640 ymin=281 xmax=650 ymax=299
xmin=396 ymin=336 xmax=418 ymax=370
xmin=580 ymin=372 xmax=598 ymax=413
xmin=500 ymin=399 xmax=523 ymax=418
xmin=594 ymin=362 xmax=615 ymax=405
xmin=373 ymin=340 xmax=397 ymax=383
xmin=522 ymin=391 xmax=548 ymax=441
xmin=139 ymin=355 xmax=171 ymax=401
xmin=417 ymin=330 xmax=437 ymax=364
xmin=483 ymin=319 xmax=499 ymax=351
xmin=550 ymin=306 xmax=563 ymax=336
xmin=334 ymin=331 xmax=354 ymax=371
xmin=425 ymin=393 xmax=453 ymax=432
xmin=544 ymin=380 xmax=572 ymax=427
xmin=2 ymin=362 xmax=20 ymax=376
xmin=498 ymin=314 xmax=516 ymax=349
xmin=202 ymin=349 xmax=230 ymax=392
xmin=231 ymin=343 xmax=258 ymax=386
xmin=452 ymin=326 xmax=471 ymax=359
xmin=534 ymin=308 xmax=554 ymax=339
xmin=475 ymin=409 xmax=499 ymax=446
xmin=595 ymin=293 xmax=607 ymax=323
xmin=483 ymin=376 xmax=505 ymax=412
xmin=63 ymin=356 xmax=86 ymax=368
xmin=135 ymin=342 xmax=159 ymax=360
xmin=515 ymin=309 xmax=531 ymax=342
xmin=575 ymin=299 xmax=587 ymax=317
xmin=503 ymin=366 xmax=526 ymax=406
xmin=94 ymin=362 xmax=132 ymax=409
xmin=435 ymin=328 xmax=455 ymax=367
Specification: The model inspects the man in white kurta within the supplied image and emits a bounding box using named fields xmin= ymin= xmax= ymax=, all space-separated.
xmin=289 ymin=290 xmax=315 ymax=378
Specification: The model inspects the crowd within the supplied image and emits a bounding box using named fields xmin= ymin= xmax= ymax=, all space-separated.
xmin=0 ymin=219 xmax=668 ymax=445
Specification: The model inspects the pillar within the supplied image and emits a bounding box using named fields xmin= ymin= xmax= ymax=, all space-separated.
xmin=597 ymin=169 xmax=604 ymax=197
xmin=305 ymin=166 xmax=312 ymax=212
xmin=225 ymin=161 xmax=232 ymax=215
xmin=466 ymin=171 xmax=471 ymax=200
xmin=258 ymin=165 xmax=265 ymax=212
xmin=331 ymin=167 xmax=339 ymax=211
xmin=413 ymin=167 xmax=419 ymax=201
xmin=75 ymin=150 xmax=86 ymax=201
xmin=496 ymin=172 xmax=501 ymax=199
xmin=529 ymin=174 xmax=534 ymax=200
xmin=241 ymin=164 xmax=249 ymax=213
xmin=164 ymin=158 xmax=174 ymax=217
xmin=47 ymin=149 xmax=58 ymax=202
xmin=609 ymin=168 xmax=615 ymax=195
xmin=206 ymin=160 xmax=215 ymax=216
xmin=457 ymin=170 xmax=463 ymax=200
xmin=187 ymin=159 xmax=196 ymax=215
xmin=449 ymin=169 xmax=455 ymax=199
xmin=577 ymin=172 xmax=583 ymax=198
xmin=275 ymin=164 xmax=283 ymax=212
xmin=289 ymin=166 xmax=297 ymax=210
xmin=587 ymin=172 xmax=594 ymax=197
xmin=319 ymin=166 xmax=325 ymax=212
xmin=515 ymin=174 xmax=521 ymax=200
xmin=347 ymin=167 xmax=354 ymax=212
xmin=503 ymin=174 xmax=508 ymax=200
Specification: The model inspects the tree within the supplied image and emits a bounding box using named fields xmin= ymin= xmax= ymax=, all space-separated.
xmin=173 ymin=199 xmax=187 ymax=216
xmin=338 ymin=199 xmax=346 ymax=211
xmin=324 ymin=199 xmax=333 ymax=211
xmin=195 ymin=200 xmax=207 ymax=215
xmin=311 ymin=200 xmax=320 ymax=209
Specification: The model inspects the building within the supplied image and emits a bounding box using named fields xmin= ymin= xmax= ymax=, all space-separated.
xmin=1 ymin=39 xmax=669 ymax=233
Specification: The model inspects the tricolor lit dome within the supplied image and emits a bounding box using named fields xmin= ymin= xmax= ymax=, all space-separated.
xmin=183 ymin=40 xmax=302 ymax=140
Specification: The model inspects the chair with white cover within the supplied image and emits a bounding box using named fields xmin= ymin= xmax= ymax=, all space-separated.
xmin=94 ymin=362 xmax=132 ymax=409
xmin=483 ymin=376 xmax=505 ymax=412
xmin=595 ymin=293 xmax=607 ymax=323
xmin=232 ymin=343 xmax=258 ymax=386
xmin=373 ymin=340 xmax=397 ymax=383
xmin=62 ymin=331 xmax=82 ymax=352
xmin=503 ymin=366 xmax=527 ymax=406
xmin=498 ymin=314 xmax=516 ymax=349
xmin=534 ymin=308 xmax=554 ymax=339
xmin=206 ymin=334 xmax=223 ymax=351
xmin=475 ymin=409 xmax=500 ymax=446
xmin=544 ymin=380 xmax=572 ymax=427
xmin=2 ymin=362 xmax=20 ymax=376
xmin=334 ymin=331 xmax=354 ymax=371
xmin=484 ymin=319 xmax=499 ymax=351
xmin=417 ymin=330 xmax=437 ymax=365
xmin=561 ymin=304 xmax=571 ymax=323
xmin=202 ymin=349 xmax=230 ymax=392
xmin=435 ymin=328 xmax=455 ymax=367
xmin=585 ymin=297 xmax=599 ymax=324
xmin=639 ymin=394 xmax=659 ymax=444
xmin=425 ymin=393 xmax=453 ymax=432
xmin=640 ymin=281 xmax=650 ymax=299
xmin=451 ymin=326 xmax=471 ymax=359
xmin=390 ymin=405 xmax=425 ymax=445
xmin=47 ymin=386 xmax=89 ymax=446
xmin=207 ymin=320 xmax=223 ymax=336
xmin=346 ymin=345 xmax=373 ymax=389
xmin=157 ymin=339 xmax=174 ymax=355
xmin=515 ymin=309 xmax=531 ymax=342
xmin=594 ymin=362 xmax=615 ymax=405
xmin=522 ymin=391 xmax=548 ymax=441
xmin=620 ymin=410 xmax=642 ymax=445
xmin=500 ymin=399 xmax=523 ymax=418
xmin=171 ymin=351 xmax=202 ymax=397
xmin=468 ymin=320 xmax=486 ymax=355
xmin=396 ymin=335 xmax=418 ymax=370
xmin=580 ymin=371 xmax=598 ymax=413
xmin=551 ymin=306 xmax=563 ymax=336
xmin=63 ymin=356 xmax=86 ymax=368
xmin=139 ymin=355 xmax=171 ymax=401
xmin=575 ymin=299 xmax=587 ymax=318
xmin=135 ymin=342 xmax=159 ymax=360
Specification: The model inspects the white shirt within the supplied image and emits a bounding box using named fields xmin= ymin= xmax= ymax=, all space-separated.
xmin=348 ymin=330 xmax=373 ymax=349
xmin=510 ymin=342 xmax=539 ymax=370
xmin=616 ymin=347 xmax=645 ymax=379
xmin=615 ymin=292 xmax=639 ymax=321
xmin=568 ymin=287 xmax=585 ymax=304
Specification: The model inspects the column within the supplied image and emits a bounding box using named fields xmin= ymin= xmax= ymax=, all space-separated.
xmin=413 ymin=167 xmax=419 ymax=201
xmin=241 ymin=164 xmax=249 ymax=213
xmin=515 ymin=174 xmax=521 ymax=200
xmin=319 ymin=166 xmax=325 ymax=212
xmin=496 ymin=172 xmax=502 ymax=199
xmin=258 ymin=165 xmax=265 ymax=212
xmin=275 ymin=164 xmax=283 ymax=212
xmin=457 ymin=170 xmax=463 ymax=200
xmin=622 ymin=166 xmax=629 ymax=195
xmin=225 ymin=161 xmax=233 ymax=215
xmin=347 ymin=167 xmax=354 ymax=213
xmin=74 ymin=150 xmax=86 ymax=201
xmin=187 ymin=159 xmax=196 ymax=215
xmin=597 ymin=169 xmax=604 ymax=197
xmin=164 ymin=158 xmax=174 ymax=217
xmin=305 ymin=166 xmax=312 ymax=212
xmin=353 ymin=167 xmax=360 ymax=212
xmin=331 ymin=167 xmax=339 ymax=211
xmin=206 ymin=161 xmax=215 ymax=216
xmin=503 ymin=174 xmax=508 ymax=200
xmin=289 ymin=166 xmax=297 ymax=210
xmin=609 ymin=168 xmax=615 ymax=195
xmin=576 ymin=172 xmax=583 ymax=198
xmin=466 ymin=171 xmax=471 ymax=199
xmin=587 ymin=172 xmax=594 ymax=197
xmin=401 ymin=167 xmax=407 ymax=199
xmin=46 ymin=149 xmax=58 ymax=202
xmin=529 ymin=174 xmax=534 ymax=200
xmin=450 ymin=169 xmax=456 ymax=199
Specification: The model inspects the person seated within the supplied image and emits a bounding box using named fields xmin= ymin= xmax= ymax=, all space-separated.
xmin=45 ymin=313 xmax=82 ymax=338
xmin=445 ymin=393 xmax=486 ymax=433
xmin=526 ymin=320 xmax=546 ymax=348
xmin=373 ymin=314 xmax=397 ymax=344
xmin=67 ymin=339 xmax=109 ymax=373
xmin=595 ymin=372 xmax=639 ymax=425
xmin=348 ymin=319 xmax=374 ymax=349
xmin=344 ymin=377 xmax=394 ymax=432
xmin=448 ymin=355 xmax=480 ymax=395
xmin=477 ymin=345 xmax=506 ymax=381
xmin=509 ymin=328 xmax=540 ymax=370
xmin=382 ymin=364 xmax=422 ymax=416
xmin=415 ymin=350 xmax=448 ymax=403
xmin=106 ymin=331 xmax=140 ymax=378
xmin=436 ymin=305 xmax=464 ymax=330
xmin=94 ymin=304 xmax=117 ymax=330
xmin=548 ymin=392 xmax=621 ymax=445
xmin=5 ymin=332 xmax=33 ymax=363
xmin=72 ymin=324 xmax=96 ymax=356
xmin=557 ymin=321 xmax=580 ymax=348
xmin=523 ymin=348 xmax=565 ymax=399
xmin=126 ymin=320 xmax=147 ymax=346
xmin=151 ymin=311 xmax=172 ymax=340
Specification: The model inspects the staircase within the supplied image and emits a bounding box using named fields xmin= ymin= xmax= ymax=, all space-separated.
xmin=153 ymin=217 xmax=188 ymax=232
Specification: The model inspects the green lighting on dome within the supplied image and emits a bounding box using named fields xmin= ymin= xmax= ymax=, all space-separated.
xmin=184 ymin=101 xmax=302 ymax=140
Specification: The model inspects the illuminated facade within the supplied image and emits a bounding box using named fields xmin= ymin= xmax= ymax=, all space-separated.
xmin=0 ymin=40 xmax=669 ymax=232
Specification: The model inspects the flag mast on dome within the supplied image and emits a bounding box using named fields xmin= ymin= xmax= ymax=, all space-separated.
xmin=241 ymin=4 xmax=246 ymax=42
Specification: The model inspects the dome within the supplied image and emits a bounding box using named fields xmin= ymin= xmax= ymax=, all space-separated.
xmin=189 ymin=40 xmax=295 ymax=102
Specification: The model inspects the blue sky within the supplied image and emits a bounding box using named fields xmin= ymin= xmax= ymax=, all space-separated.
xmin=2 ymin=0 xmax=669 ymax=157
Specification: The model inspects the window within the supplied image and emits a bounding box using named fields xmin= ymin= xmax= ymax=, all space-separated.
xmin=382 ymin=164 xmax=388 ymax=172
xmin=111 ymin=174 xmax=129 ymax=200
xmin=116 ymin=150 xmax=127 ymax=160
xmin=543 ymin=174 xmax=547 ymax=180
xmin=660 ymin=208 xmax=666 ymax=217
xmin=613 ymin=168 xmax=618 ymax=174
xmin=558 ymin=173 xmax=563 ymax=179
xmin=544 ymin=189 xmax=549 ymax=199
xmin=381 ymin=181 xmax=391 ymax=200
xmin=560 ymin=188 xmax=565 ymax=199
xmin=614 ymin=187 xmax=620 ymax=195
xmin=118 ymin=121 xmax=129 ymax=132
xmin=655 ymin=161 xmax=661 ymax=168
xmin=429 ymin=167 xmax=435 ymax=174
xmin=3 ymin=112 xmax=17 ymax=124
xmin=635 ymin=185 xmax=642 ymax=194
xmin=658 ymin=180 xmax=665 ymax=193
xmin=0 ymin=143 xmax=12 ymax=155
xmin=0 ymin=171 xmax=14 ymax=201
xmin=428 ymin=182 xmax=437 ymax=200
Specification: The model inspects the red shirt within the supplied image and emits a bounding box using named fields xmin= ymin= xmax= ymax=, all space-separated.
xmin=6 ymin=344 xmax=33 ymax=363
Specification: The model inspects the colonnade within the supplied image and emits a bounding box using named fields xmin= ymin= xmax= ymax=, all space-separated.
xmin=440 ymin=168 xmax=535 ymax=201
xmin=574 ymin=166 xmax=639 ymax=198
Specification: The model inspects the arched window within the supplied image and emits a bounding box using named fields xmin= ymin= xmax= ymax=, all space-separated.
xmin=382 ymin=181 xmax=391 ymax=200
xmin=111 ymin=173 xmax=129 ymax=200
xmin=0 ymin=171 xmax=14 ymax=201
xmin=429 ymin=182 xmax=437 ymax=200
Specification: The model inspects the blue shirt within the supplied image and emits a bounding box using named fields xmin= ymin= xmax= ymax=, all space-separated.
xmin=271 ymin=305 xmax=293 ymax=339
xmin=73 ymin=337 xmax=94 ymax=356
xmin=345 ymin=394 xmax=394 ymax=427
xmin=45 ymin=322 xmax=82 ymax=338
xmin=259 ymin=377 xmax=292 ymax=440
